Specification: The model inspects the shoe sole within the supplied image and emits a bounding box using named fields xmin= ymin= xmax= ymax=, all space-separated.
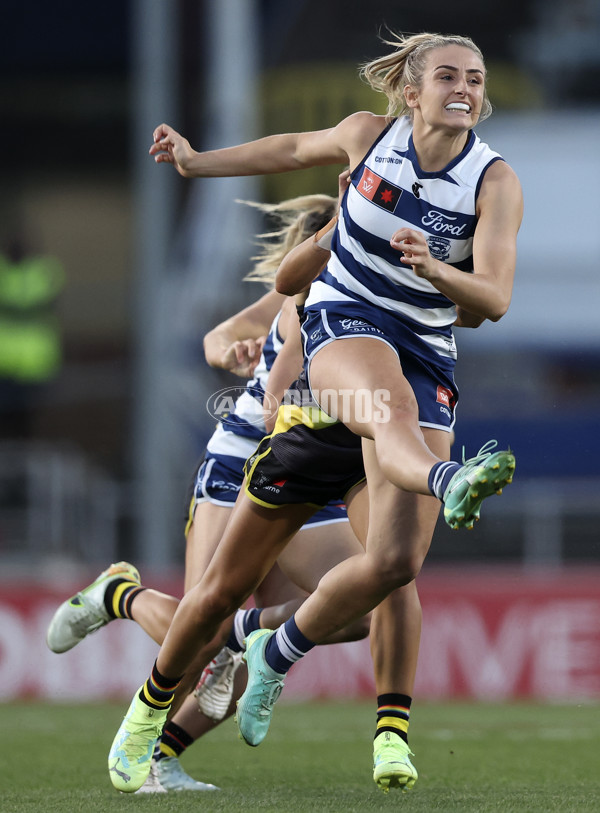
xmin=374 ymin=756 xmax=417 ymax=793
xmin=375 ymin=773 xmax=417 ymax=793
xmin=444 ymin=451 xmax=515 ymax=530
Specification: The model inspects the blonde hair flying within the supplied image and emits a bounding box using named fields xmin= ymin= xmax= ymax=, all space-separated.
xmin=360 ymin=31 xmax=492 ymax=123
xmin=240 ymin=195 xmax=338 ymax=286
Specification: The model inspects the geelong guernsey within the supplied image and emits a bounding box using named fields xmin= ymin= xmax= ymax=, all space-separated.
xmin=206 ymin=310 xmax=283 ymax=459
xmin=304 ymin=116 xmax=503 ymax=366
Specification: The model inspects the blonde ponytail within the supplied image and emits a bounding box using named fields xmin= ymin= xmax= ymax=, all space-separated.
xmin=360 ymin=31 xmax=492 ymax=122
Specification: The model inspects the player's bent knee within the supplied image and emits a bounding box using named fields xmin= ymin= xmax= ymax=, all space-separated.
xmin=190 ymin=582 xmax=241 ymax=624
xmin=374 ymin=551 xmax=423 ymax=588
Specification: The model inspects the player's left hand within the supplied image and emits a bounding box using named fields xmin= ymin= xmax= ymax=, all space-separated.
xmin=390 ymin=228 xmax=437 ymax=280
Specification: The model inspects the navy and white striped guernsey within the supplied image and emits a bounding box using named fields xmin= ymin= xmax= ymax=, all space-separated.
xmin=304 ymin=116 xmax=503 ymax=365
xmin=206 ymin=310 xmax=283 ymax=460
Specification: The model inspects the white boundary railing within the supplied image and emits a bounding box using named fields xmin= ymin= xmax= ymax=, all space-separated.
xmin=0 ymin=441 xmax=119 ymax=566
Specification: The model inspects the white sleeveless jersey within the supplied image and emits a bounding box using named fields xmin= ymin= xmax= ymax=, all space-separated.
xmin=305 ymin=116 xmax=503 ymax=361
xmin=206 ymin=310 xmax=283 ymax=460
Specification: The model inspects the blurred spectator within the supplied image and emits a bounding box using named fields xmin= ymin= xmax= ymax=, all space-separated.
xmin=0 ymin=222 xmax=65 ymax=439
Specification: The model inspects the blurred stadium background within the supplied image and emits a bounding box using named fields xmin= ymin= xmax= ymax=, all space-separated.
xmin=1 ymin=0 xmax=599 ymax=704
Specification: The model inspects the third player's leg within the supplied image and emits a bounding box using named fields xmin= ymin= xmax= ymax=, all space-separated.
xmin=275 ymin=519 xmax=371 ymax=642
xmin=292 ymin=432 xmax=448 ymax=643
xmin=370 ymin=582 xmax=421 ymax=696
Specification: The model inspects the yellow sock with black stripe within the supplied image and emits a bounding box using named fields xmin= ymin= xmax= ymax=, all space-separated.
xmin=138 ymin=660 xmax=182 ymax=711
xmin=375 ymin=693 xmax=411 ymax=744
xmin=104 ymin=579 xmax=146 ymax=620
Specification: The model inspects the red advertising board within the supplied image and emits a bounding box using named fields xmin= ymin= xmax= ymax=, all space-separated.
xmin=1 ymin=566 xmax=599 ymax=701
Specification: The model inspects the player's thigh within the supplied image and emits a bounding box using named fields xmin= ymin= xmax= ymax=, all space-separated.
xmin=184 ymin=502 xmax=233 ymax=593
xmin=276 ymin=519 xmax=364 ymax=594
xmin=201 ymin=498 xmax=317 ymax=607
xmin=308 ymin=337 xmax=417 ymax=434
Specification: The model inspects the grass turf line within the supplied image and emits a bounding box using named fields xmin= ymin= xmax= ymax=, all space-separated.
xmin=4 ymin=699 xmax=600 ymax=812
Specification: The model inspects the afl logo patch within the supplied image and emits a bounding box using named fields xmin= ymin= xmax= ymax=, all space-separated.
xmin=357 ymin=167 xmax=403 ymax=213
xmin=436 ymin=385 xmax=455 ymax=409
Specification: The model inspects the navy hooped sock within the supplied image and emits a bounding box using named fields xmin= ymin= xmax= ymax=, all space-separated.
xmin=428 ymin=460 xmax=461 ymax=500
xmin=264 ymin=615 xmax=316 ymax=674
xmin=226 ymin=607 xmax=263 ymax=652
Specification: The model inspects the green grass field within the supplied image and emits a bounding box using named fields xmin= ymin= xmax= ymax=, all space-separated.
xmin=5 ymin=699 xmax=600 ymax=812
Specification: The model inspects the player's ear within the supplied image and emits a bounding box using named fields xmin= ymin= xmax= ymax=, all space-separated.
xmin=404 ymin=84 xmax=418 ymax=110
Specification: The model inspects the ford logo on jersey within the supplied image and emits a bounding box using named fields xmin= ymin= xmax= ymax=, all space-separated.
xmin=422 ymin=210 xmax=468 ymax=236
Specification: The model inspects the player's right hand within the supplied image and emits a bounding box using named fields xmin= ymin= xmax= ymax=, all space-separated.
xmin=149 ymin=123 xmax=197 ymax=177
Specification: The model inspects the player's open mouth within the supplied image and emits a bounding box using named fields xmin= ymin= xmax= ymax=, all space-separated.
xmin=445 ymin=102 xmax=471 ymax=113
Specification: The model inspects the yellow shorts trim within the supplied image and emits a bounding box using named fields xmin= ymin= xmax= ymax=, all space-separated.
xmin=184 ymin=494 xmax=196 ymax=538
